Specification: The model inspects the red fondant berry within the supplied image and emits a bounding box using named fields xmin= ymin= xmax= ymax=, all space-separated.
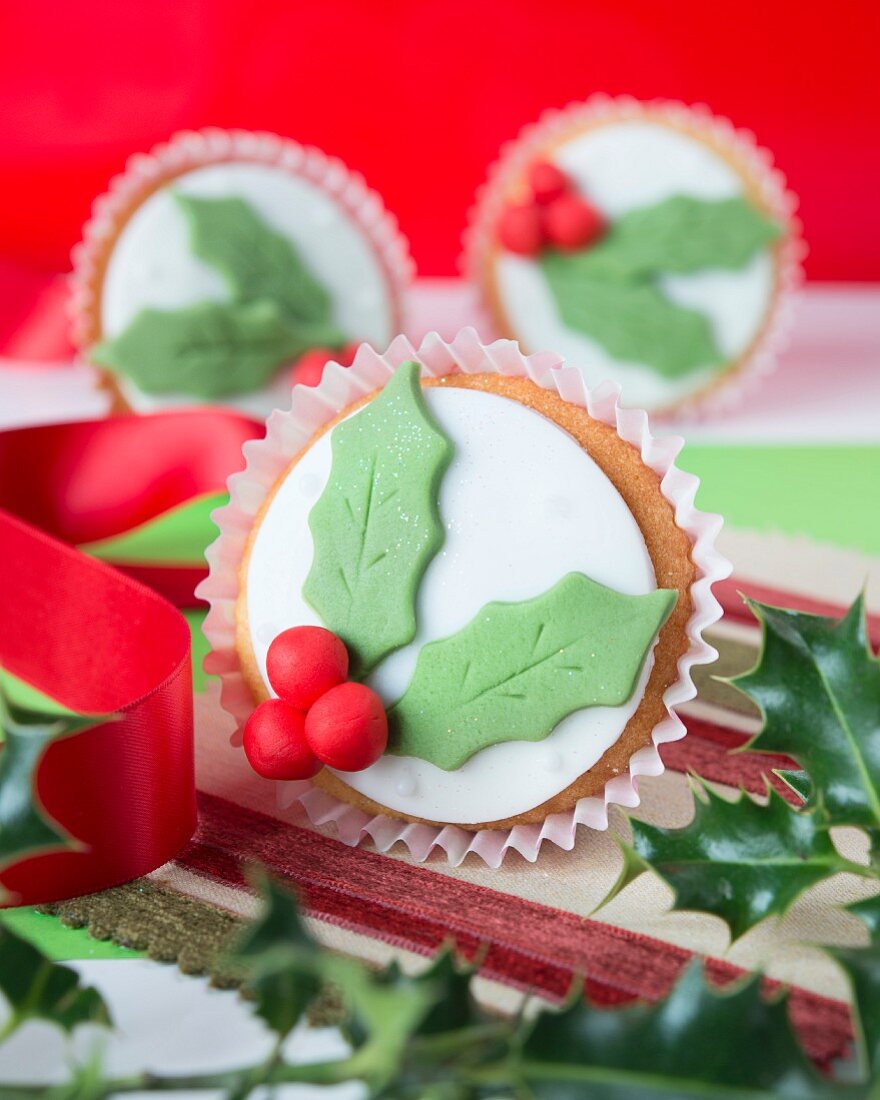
xmin=497 ymin=202 xmax=544 ymax=256
xmin=267 ymin=626 xmax=349 ymax=711
xmin=243 ymin=699 xmax=320 ymax=781
xmin=543 ymin=194 xmax=605 ymax=250
xmin=305 ymin=682 xmax=388 ymax=772
xmin=528 ymin=160 xmax=569 ymax=205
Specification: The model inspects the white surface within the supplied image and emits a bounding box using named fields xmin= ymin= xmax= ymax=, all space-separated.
xmin=493 ymin=121 xmax=774 ymax=409
xmin=2 ymin=281 xmax=879 ymax=441
xmin=0 ymin=361 xmax=111 ymax=429
xmin=0 ymin=958 xmax=362 ymax=1097
xmin=246 ymin=384 xmax=657 ymax=823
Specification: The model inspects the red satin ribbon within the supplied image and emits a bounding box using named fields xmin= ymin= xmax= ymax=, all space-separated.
xmin=0 ymin=411 xmax=262 ymax=905
xmin=0 ymin=410 xmax=262 ymax=605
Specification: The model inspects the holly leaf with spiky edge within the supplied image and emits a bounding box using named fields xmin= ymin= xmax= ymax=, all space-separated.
xmin=389 ymin=573 xmax=675 ymax=770
xmin=0 ymin=690 xmax=102 ymax=900
xmin=516 ymin=960 xmax=826 ymax=1099
xmin=229 ymin=872 xmax=322 ymax=1039
xmin=578 ymin=195 xmax=783 ymax=279
xmin=92 ymin=299 xmax=341 ymax=399
xmin=303 ymin=361 xmax=454 ymax=678
xmin=832 ymin=896 xmax=880 ymax=1085
xmin=848 ymin=893 xmax=880 ymax=943
xmin=229 ymin=873 xmax=496 ymax=1096
xmin=603 ymin=782 xmax=871 ymax=941
xmin=0 ymin=921 xmax=111 ymax=1042
xmin=734 ymin=595 xmax=880 ymax=841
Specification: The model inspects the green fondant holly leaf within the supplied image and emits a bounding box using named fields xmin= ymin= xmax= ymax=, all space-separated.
xmin=582 ymin=195 xmax=782 ymax=279
xmin=174 ymin=193 xmax=344 ymax=335
xmin=734 ymin=596 xmax=880 ymax=835
xmin=539 ymin=255 xmax=723 ymax=378
xmin=303 ymin=361 xmax=453 ymax=678
xmin=0 ymin=921 xmax=112 ymax=1042
xmin=517 ymin=961 xmax=822 ymax=1100
xmin=538 ymin=195 xmax=781 ymax=379
xmin=388 ymin=573 xmax=676 ymax=771
xmin=0 ymin=691 xmax=100 ymax=899
xmin=607 ymin=783 xmax=869 ymax=941
xmin=93 ymin=299 xmax=339 ymax=399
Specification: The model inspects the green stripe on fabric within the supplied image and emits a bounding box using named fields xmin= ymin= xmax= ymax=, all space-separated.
xmin=79 ymin=491 xmax=228 ymax=565
xmin=40 ymin=880 xmax=345 ymax=1022
xmin=39 ymin=880 xmax=243 ymax=980
xmin=680 ymin=445 xmax=880 ymax=555
xmin=0 ymin=907 xmax=141 ymax=961
xmin=185 ymin=608 xmax=212 ymax=695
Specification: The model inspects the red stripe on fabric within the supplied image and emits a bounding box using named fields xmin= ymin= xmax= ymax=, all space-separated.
xmin=178 ymin=791 xmax=852 ymax=1066
xmin=717 ymin=578 xmax=880 ymax=647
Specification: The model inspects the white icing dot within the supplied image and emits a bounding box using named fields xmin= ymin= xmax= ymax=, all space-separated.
xmin=256 ymin=622 xmax=280 ymax=645
xmin=395 ymin=772 xmax=418 ymax=798
xmin=539 ymin=750 xmax=564 ymax=773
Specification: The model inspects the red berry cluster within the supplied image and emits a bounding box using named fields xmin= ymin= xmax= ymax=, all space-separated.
xmin=497 ymin=161 xmax=604 ymax=256
xmin=290 ymin=342 xmax=360 ymax=388
xmin=243 ymin=626 xmax=388 ymax=781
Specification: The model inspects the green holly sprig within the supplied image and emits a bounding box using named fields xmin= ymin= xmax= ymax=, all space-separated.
xmin=606 ymin=594 xmax=880 ymax=938
xmin=0 ymin=873 xmax=871 ymax=1099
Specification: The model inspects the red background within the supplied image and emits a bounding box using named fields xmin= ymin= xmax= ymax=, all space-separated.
xmin=0 ymin=0 xmax=877 ymax=282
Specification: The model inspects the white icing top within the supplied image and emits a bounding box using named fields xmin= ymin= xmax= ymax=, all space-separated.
xmin=245 ymin=385 xmax=659 ymax=824
xmin=493 ymin=121 xmax=774 ymax=410
xmin=101 ymin=162 xmax=395 ymax=412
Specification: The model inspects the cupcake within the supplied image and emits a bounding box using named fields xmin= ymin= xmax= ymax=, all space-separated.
xmin=201 ymin=332 xmax=727 ymax=859
xmin=464 ymin=96 xmax=802 ymax=416
xmin=70 ymin=129 xmax=413 ymax=417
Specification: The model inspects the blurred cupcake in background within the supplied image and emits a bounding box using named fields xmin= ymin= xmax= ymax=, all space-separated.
xmin=70 ymin=128 xmax=413 ymax=417
xmin=464 ymin=96 xmax=803 ymax=416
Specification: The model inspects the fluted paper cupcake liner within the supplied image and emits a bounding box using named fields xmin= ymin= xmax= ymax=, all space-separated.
xmin=197 ymin=328 xmax=731 ymax=868
xmin=462 ymin=94 xmax=805 ymax=419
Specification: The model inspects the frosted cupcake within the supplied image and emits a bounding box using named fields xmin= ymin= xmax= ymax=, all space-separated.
xmin=464 ymin=97 xmax=802 ymax=415
xmin=70 ymin=129 xmax=413 ymax=417
xmin=201 ymin=332 xmax=727 ymax=854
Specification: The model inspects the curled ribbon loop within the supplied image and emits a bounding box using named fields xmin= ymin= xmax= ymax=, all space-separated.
xmin=0 ymin=411 xmax=261 ymax=905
